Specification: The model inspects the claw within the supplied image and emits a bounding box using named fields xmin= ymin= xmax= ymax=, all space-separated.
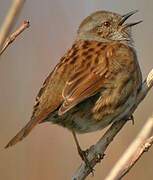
xmin=128 ymin=115 xmax=135 ymax=125
xmin=95 ymin=153 xmax=105 ymax=163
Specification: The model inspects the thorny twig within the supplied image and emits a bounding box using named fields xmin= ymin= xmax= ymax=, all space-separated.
xmin=0 ymin=20 xmax=29 ymax=56
xmin=0 ymin=0 xmax=26 ymax=51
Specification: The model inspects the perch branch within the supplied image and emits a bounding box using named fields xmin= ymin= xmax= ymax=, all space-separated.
xmin=0 ymin=0 xmax=26 ymax=51
xmin=0 ymin=20 xmax=29 ymax=56
xmin=105 ymin=116 xmax=153 ymax=180
xmin=72 ymin=68 xmax=153 ymax=180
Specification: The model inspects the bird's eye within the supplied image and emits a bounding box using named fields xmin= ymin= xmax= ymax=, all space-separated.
xmin=103 ymin=21 xmax=111 ymax=27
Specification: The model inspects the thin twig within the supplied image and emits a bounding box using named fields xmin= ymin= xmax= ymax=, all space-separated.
xmin=0 ymin=20 xmax=30 ymax=56
xmin=72 ymin=69 xmax=153 ymax=180
xmin=0 ymin=0 xmax=26 ymax=51
xmin=105 ymin=116 xmax=153 ymax=180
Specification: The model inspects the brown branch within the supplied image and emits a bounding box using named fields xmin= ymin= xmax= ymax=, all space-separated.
xmin=105 ymin=117 xmax=153 ymax=180
xmin=0 ymin=20 xmax=30 ymax=56
xmin=0 ymin=0 xmax=26 ymax=51
xmin=72 ymin=68 xmax=153 ymax=180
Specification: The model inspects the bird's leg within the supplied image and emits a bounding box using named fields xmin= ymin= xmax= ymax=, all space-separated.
xmin=72 ymin=130 xmax=88 ymax=162
xmin=72 ymin=130 xmax=94 ymax=172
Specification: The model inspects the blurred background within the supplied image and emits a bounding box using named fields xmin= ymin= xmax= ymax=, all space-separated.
xmin=0 ymin=0 xmax=153 ymax=179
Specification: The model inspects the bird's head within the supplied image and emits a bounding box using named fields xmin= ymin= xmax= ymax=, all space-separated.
xmin=77 ymin=10 xmax=142 ymax=43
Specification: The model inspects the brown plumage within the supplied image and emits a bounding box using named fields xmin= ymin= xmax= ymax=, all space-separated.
xmin=5 ymin=10 xmax=142 ymax=162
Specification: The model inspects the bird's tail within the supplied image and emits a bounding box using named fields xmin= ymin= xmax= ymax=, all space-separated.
xmin=5 ymin=118 xmax=38 ymax=149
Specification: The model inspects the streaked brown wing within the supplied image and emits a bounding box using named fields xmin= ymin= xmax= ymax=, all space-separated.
xmin=58 ymin=50 xmax=109 ymax=115
xmin=32 ymin=40 xmax=107 ymax=122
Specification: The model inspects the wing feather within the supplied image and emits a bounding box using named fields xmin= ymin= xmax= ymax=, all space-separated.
xmin=59 ymin=50 xmax=109 ymax=115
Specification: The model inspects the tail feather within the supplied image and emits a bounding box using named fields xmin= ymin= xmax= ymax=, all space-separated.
xmin=5 ymin=119 xmax=38 ymax=149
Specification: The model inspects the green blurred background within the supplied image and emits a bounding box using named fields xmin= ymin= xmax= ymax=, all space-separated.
xmin=0 ymin=0 xmax=153 ymax=179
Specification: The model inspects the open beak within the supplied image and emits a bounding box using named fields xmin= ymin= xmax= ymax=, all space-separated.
xmin=119 ymin=10 xmax=142 ymax=28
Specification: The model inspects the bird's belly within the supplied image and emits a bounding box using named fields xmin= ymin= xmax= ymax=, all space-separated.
xmin=46 ymin=92 xmax=136 ymax=133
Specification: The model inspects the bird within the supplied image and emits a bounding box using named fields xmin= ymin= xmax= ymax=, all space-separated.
xmin=5 ymin=10 xmax=142 ymax=166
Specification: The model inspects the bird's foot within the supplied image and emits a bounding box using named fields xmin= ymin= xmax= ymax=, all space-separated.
xmin=78 ymin=148 xmax=95 ymax=175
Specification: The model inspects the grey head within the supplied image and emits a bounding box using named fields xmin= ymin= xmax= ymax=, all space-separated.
xmin=77 ymin=10 xmax=142 ymax=44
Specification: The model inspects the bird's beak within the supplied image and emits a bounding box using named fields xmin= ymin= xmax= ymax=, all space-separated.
xmin=119 ymin=10 xmax=142 ymax=28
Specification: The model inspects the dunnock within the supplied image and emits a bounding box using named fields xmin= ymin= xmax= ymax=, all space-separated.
xmin=5 ymin=10 xmax=142 ymax=166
